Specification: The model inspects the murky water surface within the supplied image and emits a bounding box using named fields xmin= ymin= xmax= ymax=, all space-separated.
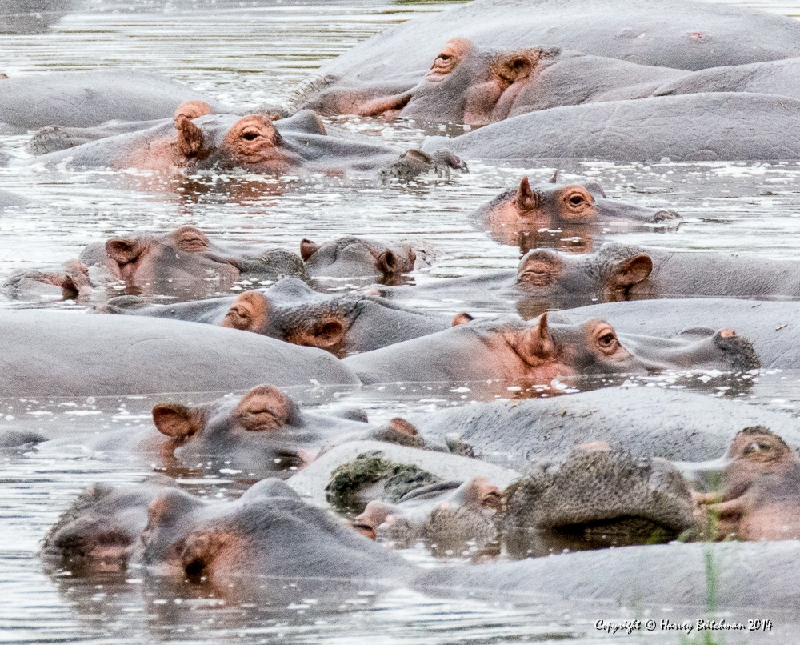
xmin=3 ymin=1 xmax=800 ymax=642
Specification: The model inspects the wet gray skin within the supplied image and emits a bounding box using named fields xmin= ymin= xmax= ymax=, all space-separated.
xmin=0 ymin=70 xmax=219 ymax=133
xmin=43 ymin=477 xmax=800 ymax=611
xmin=3 ymin=225 xmax=306 ymax=302
xmin=421 ymin=92 xmax=800 ymax=162
xmin=342 ymin=314 xmax=759 ymax=387
xmin=554 ymin=298 xmax=800 ymax=370
xmin=306 ymin=41 xmax=685 ymax=126
xmin=0 ymin=309 xmax=358 ymax=397
xmin=407 ymin=387 xmax=800 ymax=467
xmin=105 ymin=277 xmax=452 ymax=357
xmin=300 ymin=236 xmax=422 ymax=286
xmin=0 ymin=188 xmax=27 ymax=211
xmin=20 ymin=108 xmax=461 ymax=178
xmin=313 ymin=0 xmax=800 ymax=86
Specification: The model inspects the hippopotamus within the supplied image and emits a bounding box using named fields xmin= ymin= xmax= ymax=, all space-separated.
xmin=421 ymin=93 xmax=800 ymax=162
xmin=306 ymin=39 xmax=685 ymax=126
xmin=3 ymin=225 xmax=306 ymax=302
xmin=310 ymin=0 xmax=800 ymax=96
xmin=107 ymin=277 xmax=453 ymax=356
xmin=553 ymin=298 xmax=800 ymax=370
xmin=22 ymin=105 xmax=460 ymax=177
xmin=471 ymin=178 xmax=678 ymax=248
xmin=406 ymin=387 xmax=800 ymax=468
xmin=342 ymin=313 xmax=759 ymax=389
xmin=301 ymin=236 xmax=422 ymax=285
xmin=0 ymin=71 xmax=219 ymax=133
xmin=0 ymin=309 xmax=357 ymax=397
xmin=353 ymin=445 xmax=695 ymax=555
xmin=695 ymin=427 xmax=800 ymax=542
xmin=44 ymin=476 xmax=800 ymax=613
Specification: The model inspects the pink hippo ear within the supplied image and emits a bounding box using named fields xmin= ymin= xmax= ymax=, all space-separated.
xmin=285 ymin=318 xmax=347 ymax=353
xmin=611 ymin=253 xmax=653 ymax=288
xmin=152 ymin=404 xmax=201 ymax=439
xmin=300 ymin=238 xmax=320 ymax=262
xmin=517 ymin=311 xmax=557 ymax=367
xmin=376 ymin=249 xmax=400 ymax=277
xmin=452 ymin=312 xmax=474 ymax=326
xmin=174 ymin=116 xmax=206 ymax=161
xmin=516 ymin=177 xmax=541 ymax=212
xmin=106 ymin=237 xmax=144 ymax=265
xmin=180 ymin=530 xmax=227 ymax=580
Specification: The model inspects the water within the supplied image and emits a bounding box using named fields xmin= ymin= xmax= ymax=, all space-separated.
xmin=3 ymin=0 xmax=800 ymax=642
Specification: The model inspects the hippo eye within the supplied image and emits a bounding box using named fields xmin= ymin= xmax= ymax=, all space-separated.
xmin=597 ymin=332 xmax=617 ymax=349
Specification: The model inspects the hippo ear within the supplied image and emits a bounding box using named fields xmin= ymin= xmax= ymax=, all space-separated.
xmin=611 ymin=253 xmax=653 ymax=288
xmin=517 ymin=312 xmax=557 ymax=366
xmin=173 ymin=100 xmax=212 ymax=122
xmin=452 ymin=312 xmax=474 ymax=326
xmin=174 ymin=116 xmax=205 ymax=160
xmin=377 ymin=249 xmax=400 ymax=276
xmin=495 ymin=51 xmax=535 ymax=84
xmin=516 ymin=177 xmax=541 ymax=211
xmin=106 ymin=238 xmax=143 ymax=265
xmin=308 ymin=319 xmax=346 ymax=349
xmin=221 ymin=291 xmax=270 ymax=333
xmin=152 ymin=404 xmax=201 ymax=439
xmin=300 ymin=238 xmax=320 ymax=262
xmin=181 ymin=531 xmax=227 ymax=580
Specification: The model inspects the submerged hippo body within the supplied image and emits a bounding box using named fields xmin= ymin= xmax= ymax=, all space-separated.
xmin=407 ymin=387 xmax=800 ymax=468
xmin=342 ymin=314 xmax=759 ymax=388
xmin=24 ymin=108 xmax=455 ymax=177
xmin=0 ymin=70 xmax=218 ymax=133
xmin=301 ymin=237 xmax=422 ymax=285
xmin=472 ymin=178 xmax=678 ymax=248
xmin=307 ymin=39 xmax=685 ymax=125
xmin=109 ymin=277 xmax=451 ymax=356
xmin=3 ymin=226 xmax=306 ymax=302
xmin=697 ymin=428 xmax=800 ymax=542
xmin=44 ymin=478 xmax=800 ymax=612
xmin=556 ymin=298 xmax=800 ymax=370
xmin=314 ymin=0 xmax=800 ymax=91
xmin=0 ymin=309 xmax=358 ymax=397
xmin=421 ymin=93 xmax=800 ymax=162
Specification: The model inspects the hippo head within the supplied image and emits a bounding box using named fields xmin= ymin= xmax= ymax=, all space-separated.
xmin=506 ymin=446 xmax=696 ymax=550
xmin=134 ymin=479 xmax=406 ymax=595
xmin=515 ymin=244 xmax=654 ymax=311
xmin=480 ymin=177 xmax=679 ymax=235
xmin=170 ymin=110 xmax=298 ymax=173
xmin=358 ymin=39 xmax=555 ymax=127
xmin=300 ymin=236 xmax=417 ymax=285
xmin=41 ymin=479 xmax=176 ymax=572
xmin=151 ymin=385 xmax=315 ymax=473
xmin=725 ymin=426 xmax=798 ymax=485
xmin=353 ymin=477 xmax=503 ymax=554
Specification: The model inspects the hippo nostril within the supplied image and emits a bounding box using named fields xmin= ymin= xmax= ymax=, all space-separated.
xmin=719 ymin=329 xmax=737 ymax=338
xmin=653 ymin=210 xmax=680 ymax=221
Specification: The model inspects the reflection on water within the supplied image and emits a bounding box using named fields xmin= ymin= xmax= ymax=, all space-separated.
xmin=4 ymin=0 xmax=800 ymax=643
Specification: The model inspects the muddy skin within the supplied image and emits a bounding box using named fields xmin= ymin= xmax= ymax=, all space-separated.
xmin=422 ymin=92 xmax=800 ymax=162
xmin=472 ymin=178 xmax=678 ymax=249
xmin=342 ymin=313 xmax=759 ymax=388
xmin=696 ymin=428 xmax=800 ymax=541
xmin=105 ymin=277 xmax=452 ymax=357
xmin=301 ymin=236 xmax=421 ymax=285
xmin=0 ymin=70 xmax=219 ymax=133
xmin=3 ymin=225 xmax=306 ymax=303
xmin=149 ymin=384 xmax=370 ymax=477
xmin=0 ymin=309 xmax=358 ymax=397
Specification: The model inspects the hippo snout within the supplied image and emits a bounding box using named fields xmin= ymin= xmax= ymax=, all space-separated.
xmin=713 ymin=329 xmax=761 ymax=372
xmin=653 ymin=209 xmax=680 ymax=222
